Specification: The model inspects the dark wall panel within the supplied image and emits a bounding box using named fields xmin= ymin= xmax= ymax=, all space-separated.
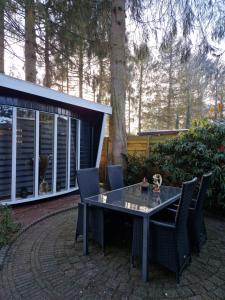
xmin=80 ymin=121 xmax=92 ymax=169
xmin=80 ymin=115 xmax=103 ymax=169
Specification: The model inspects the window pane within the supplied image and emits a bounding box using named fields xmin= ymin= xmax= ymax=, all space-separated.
xmin=39 ymin=112 xmax=54 ymax=194
xmin=57 ymin=116 xmax=68 ymax=191
xmin=0 ymin=106 xmax=12 ymax=201
xmin=16 ymin=109 xmax=35 ymax=199
xmin=70 ymin=119 xmax=77 ymax=188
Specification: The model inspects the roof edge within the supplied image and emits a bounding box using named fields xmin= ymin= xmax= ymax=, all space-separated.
xmin=0 ymin=74 xmax=112 ymax=115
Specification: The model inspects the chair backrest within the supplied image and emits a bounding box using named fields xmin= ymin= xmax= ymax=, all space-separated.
xmin=176 ymin=177 xmax=197 ymax=228
xmin=107 ymin=165 xmax=124 ymax=191
xmin=76 ymin=168 xmax=100 ymax=202
xmin=196 ymin=172 xmax=212 ymax=214
xmin=175 ymin=177 xmax=197 ymax=265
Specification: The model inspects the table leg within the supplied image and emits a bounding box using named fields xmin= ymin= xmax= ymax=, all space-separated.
xmin=142 ymin=215 xmax=149 ymax=282
xmin=83 ymin=203 xmax=88 ymax=255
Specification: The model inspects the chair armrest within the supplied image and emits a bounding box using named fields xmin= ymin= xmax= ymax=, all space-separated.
xmin=166 ymin=207 xmax=177 ymax=213
xmin=189 ymin=207 xmax=195 ymax=211
xmin=150 ymin=219 xmax=176 ymax=229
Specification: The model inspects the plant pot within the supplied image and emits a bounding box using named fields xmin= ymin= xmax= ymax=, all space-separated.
xmin=39 ymin=180 xmax=49 ymax=194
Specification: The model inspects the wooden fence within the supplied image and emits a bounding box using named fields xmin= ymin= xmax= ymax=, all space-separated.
xmin=99 ymin=131 xmax=185 ymax=181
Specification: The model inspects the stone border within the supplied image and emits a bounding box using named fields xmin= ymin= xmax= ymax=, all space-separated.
xmin=0 ymin=204 xmax=78 ymax=270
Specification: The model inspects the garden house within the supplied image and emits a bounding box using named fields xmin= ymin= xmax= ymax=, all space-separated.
xmin=0 ymin=74 xmax=111 ymax=205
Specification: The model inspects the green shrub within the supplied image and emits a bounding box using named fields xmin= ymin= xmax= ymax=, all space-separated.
xmin=147 ymin=119 xmax=225 ymax=213
xmin=123 ymin=120 xmax=225 ymax=214
xmin=123 ymin=153 xmax=149 ymax=185
xmin=0 ymin=205 xmax=20 ymax=247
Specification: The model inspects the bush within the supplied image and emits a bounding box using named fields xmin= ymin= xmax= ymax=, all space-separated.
xmin=123 ymin=153 xmax=149 ymax=185
xmin=0 ymin=205 xmax=20 ymax=247
xmin=147 ymin=119 xmax=225 ymax=213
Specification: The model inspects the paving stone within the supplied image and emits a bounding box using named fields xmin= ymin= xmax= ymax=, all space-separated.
xmin=187 ymin=296 xmax=203 ymax=300
xmin=0 ymin=206 xmax=225 ymax=299
xmin=213 ymin=288 xmax=225 ymax=299
xmin=177 ymin=286 xmax=194 ymax=297
xmin=209 ymin=275 xmax=225 ymax=287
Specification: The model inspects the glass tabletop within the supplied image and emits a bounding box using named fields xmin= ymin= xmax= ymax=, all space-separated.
xmin=85 ymin=183 xmax=181 ymax=216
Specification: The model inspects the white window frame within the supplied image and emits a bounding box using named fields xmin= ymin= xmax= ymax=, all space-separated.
xmin=96 ymin=114 xmax=107 ymax=168
xmin=11 ymin=107 xmax=17 ymax=203
xmin=1 ymin=107 xmax=81 ymax=205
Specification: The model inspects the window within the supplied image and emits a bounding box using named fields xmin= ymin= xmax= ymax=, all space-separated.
xmin=0 ymin=105 xmax=79 ymax=202
xmin=0 ymin=106 xmax=12 ymax=201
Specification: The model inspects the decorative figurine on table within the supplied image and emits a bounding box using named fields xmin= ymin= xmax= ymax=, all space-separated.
xmin=141 ymin=177 xmax=149 ymax=191
xmin=153 ymin=174 xmax=162 ymax=193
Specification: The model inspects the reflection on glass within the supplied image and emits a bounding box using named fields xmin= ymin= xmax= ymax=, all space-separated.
xmin=0 ymin=106 xmax=12 ymax=201
xmin=70 ymin=119 xmax=77 ymax=188
xmin=57 ymin=116 xmax=68 ymax=191
xmin=16 ymin=108 xmax=35 ymax=199
xmin=39 ymin=112 xmax=54 ymax=194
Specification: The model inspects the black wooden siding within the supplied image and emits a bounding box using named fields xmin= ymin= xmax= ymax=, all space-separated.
xmin=80 ymin=115 xmax=103 ymax=169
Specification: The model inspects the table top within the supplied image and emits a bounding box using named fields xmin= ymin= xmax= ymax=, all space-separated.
xmin=84 ymin=183 xmax=181 ymax=217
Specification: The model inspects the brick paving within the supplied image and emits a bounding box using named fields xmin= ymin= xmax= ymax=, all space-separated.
xmin=12 ymin=194 xmax=79 ymax=228
xmin=0 ymin=207 xmax=225 ymax=299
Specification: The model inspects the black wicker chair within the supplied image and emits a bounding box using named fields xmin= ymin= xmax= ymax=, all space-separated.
xmin=106 ymin=165 xmax=124 ymax=190
xmin=188 ymin=173 xmax=212 ymax=252
xmin=132 ymin=177 xmax=197 ymax=284
xmin=106 ymin=164 xmax=130 ymax=238
xmin=167 ymin=173 xmax=212 ymax=253
xmin=151 ymin=177 xmax=197 ymax=284
xmin=75 ymin=168 xmax=105 ymax=250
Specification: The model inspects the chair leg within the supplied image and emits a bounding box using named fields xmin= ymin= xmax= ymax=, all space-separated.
xmin=75 ymin=230 xmax=79 ymax=242
xmin=176 ymin=272 xmax=180 ymax=286
xmin=131 ymin=255 xmax=136 ymax=268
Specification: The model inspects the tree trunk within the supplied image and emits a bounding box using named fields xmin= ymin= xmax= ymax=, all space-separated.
xmin=185 ymin=65 xmax=192 ymax=128
xmin=97 ymin=57 xmax=104 ymax=103
xmin=25 ymin=0 xmax=36 ymax=83
xmin=44 ymin=14 xmax=51 ymax=87
xmin=138 ymin=63 xmax=143 ymax=133
xmin=78 ymin=42 xmax=83 ymax=98
xmin=215 ymin=75 xmax=218 ymax=120
xmin=44 ymin=21 xmax=52 ymax=87
xmin=0 ymin=0 xmax=5 ymax=73
xmin=167 ymin=47 xmax=173 ymax=128
xmin=110 ymin=0 xmax=127 ymax=165
xmin=66 ymin=62 xmax=69 ymax=94
xmin=128 ymin=85 xmax=131 ymax=135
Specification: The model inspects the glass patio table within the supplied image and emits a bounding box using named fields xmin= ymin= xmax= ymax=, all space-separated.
xmin=83 ymin=183 xmax=181 ymax=282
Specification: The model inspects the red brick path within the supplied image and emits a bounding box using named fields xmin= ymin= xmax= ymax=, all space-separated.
xmin=12 ymin=194 xmax=80 ymax=228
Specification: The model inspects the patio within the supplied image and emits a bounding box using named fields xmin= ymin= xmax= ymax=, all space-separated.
xmin=0 ymin=196 xmax=225 ymax=299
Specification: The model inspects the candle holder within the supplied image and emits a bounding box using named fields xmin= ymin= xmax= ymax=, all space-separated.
xmin=141 ymin=177 xmax=149 ymax=191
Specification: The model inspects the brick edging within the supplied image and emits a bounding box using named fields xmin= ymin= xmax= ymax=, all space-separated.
xmin=0 ymin=205 xmax=78 ymax=270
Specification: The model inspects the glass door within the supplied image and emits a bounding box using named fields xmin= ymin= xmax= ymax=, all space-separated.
xmin=39 ymin=112 xmax=54 ymax=195
xmin=16 ymin=108 xmax=35 ymax=199
xmin=57 ymin=116 xmax=68 ymax=191
xmin=70 ymin=118 xmax=77 ymax=188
